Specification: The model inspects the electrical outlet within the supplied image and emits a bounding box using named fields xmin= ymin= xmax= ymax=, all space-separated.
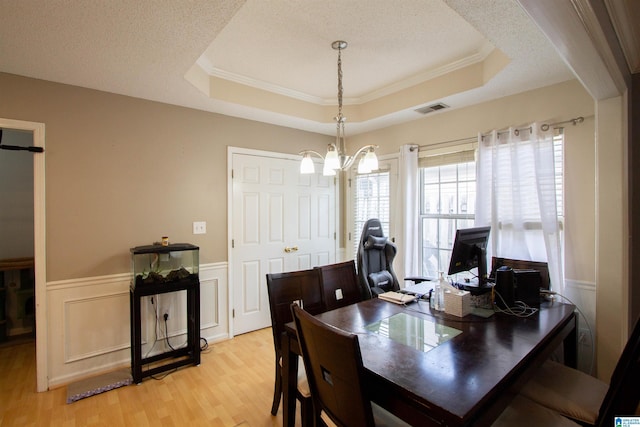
xmin=335 ymin=289 xmax=343 ymax=300
xmin=193 ymin=221 xmax=207 ymax=234
xmin=162 ymin=308 xmax=170 ymax=321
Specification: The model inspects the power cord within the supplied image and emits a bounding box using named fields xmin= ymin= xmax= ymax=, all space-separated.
xmin=145 ymin=296 xmax=208 ymax=380
xmin=492 ymin=289 xmax=539 ymax=317
xmin=163 ymin=313 xmax=176 ymax=351
xmin=144 ymin=296 xmax=160 ymax=360
xmin=540 ymin=289 xmax=595 ymax=375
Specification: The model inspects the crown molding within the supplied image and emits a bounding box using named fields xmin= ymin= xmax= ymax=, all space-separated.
xmin=196 ymin=42 xmax=494 ymax=107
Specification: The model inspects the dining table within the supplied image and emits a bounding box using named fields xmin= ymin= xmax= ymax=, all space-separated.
xmin=282 ymin=297 xmax=577 ymax=427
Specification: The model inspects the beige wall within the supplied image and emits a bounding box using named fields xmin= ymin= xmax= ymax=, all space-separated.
xmin=0 ymin=71 xmax=597 ymax=289
xmin=350 ymin=79 xmax=596 ymax=285
xmin=0 ymin=72 xmax=331 ymax=281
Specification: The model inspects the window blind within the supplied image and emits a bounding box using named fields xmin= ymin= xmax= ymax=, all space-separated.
xmin=352 ymin=171 xmax=390 ymax=259
xmin=419 ymin=149 xmax=476 ymax=168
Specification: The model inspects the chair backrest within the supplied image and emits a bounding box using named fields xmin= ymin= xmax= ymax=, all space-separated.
xmin=356 ymin=218 xmax=399 ymax=299
xmin=266 ymin=269 xmax=324 ymax=358
xmin=292 ymin=304 xmax=375 ymax=427
xmin=315 ymin=260 xmax=362 ymax=311
xmin=596 ymin=316 xmax=640 ymax=426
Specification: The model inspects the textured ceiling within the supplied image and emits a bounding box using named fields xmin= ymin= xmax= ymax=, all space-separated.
xmin=198 ymin=0 xmax=489 ymax=100
xmin=0 ymin=0 xmax=579 ymax=135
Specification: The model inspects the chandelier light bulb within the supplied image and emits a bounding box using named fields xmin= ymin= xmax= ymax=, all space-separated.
xmin=324 ymin=145 xmax=340 ymax=170
xmin=357 ymin=157 xmax=371 ymax=174
xmin=364 ymin=149 xmax=379 ymax=171
xmin=323 ymin=162 xmax=337 ymax=176
xmin=300 ymin=153 xmax=315 ymax=174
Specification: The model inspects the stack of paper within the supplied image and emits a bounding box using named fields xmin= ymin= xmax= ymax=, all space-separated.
xmin=378 ymin=291 xmax=417 ymax=305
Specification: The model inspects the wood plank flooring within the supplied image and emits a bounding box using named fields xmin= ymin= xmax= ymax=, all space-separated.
xmin=0 ymin=328 xmax=296 ymax=426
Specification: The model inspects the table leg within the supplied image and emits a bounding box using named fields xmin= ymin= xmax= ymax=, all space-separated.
xmin=281 ymin=334 xmax=298 ymax=427
xmin=564 ymin=312 xmax=578 ymax=369
xmin=130 ymin=290 xmax=143 ymax=384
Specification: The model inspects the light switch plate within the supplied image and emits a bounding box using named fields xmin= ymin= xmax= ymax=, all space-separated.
xmin=193 ymin=221 xmax=207 ymax=234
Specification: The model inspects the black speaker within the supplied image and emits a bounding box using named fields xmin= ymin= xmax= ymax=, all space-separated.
xmin=494 ymin=266 xmax=542 ymax=308
xmin=494 ymin=266 xmax=514 ymax=309
xmin=513 ymin=270 xmax=543 ymax=307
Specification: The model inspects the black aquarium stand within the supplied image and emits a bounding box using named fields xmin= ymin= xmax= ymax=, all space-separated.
xmin=129 ymin=244 xmax=200 ymax=384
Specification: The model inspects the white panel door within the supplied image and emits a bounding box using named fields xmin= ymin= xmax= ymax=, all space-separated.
xmin=231 ymin=152 xmax=336 ymax=335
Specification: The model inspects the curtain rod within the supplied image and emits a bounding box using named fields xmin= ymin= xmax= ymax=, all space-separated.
xmin=409 ymin=136 xmax=476 ymax=152
xmin=0 ymin=128 xmax=44 ymax=153
xmin=540 ymin=116 xmax=585 ymax=131
xmin=411 ymin=116 xmax=586 ymax=151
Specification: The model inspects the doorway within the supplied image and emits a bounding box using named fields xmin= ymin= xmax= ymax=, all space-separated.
xmin=228 ymin=147 xmax=337 ymax=336
xmin=0 ymin=118 xmax=46 ymax=392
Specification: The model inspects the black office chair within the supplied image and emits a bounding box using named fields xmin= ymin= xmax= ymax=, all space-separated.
xmin=356 ymin=218 xmax=430 ymax=299
xmin=291 ymin=304 xmax=410 ymax=427
xmin=356 ymin=218 xmax=400 ymax=299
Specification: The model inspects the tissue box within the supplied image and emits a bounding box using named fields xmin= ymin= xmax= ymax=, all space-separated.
xmin=444 ymin=289 xmax=471 ymax=317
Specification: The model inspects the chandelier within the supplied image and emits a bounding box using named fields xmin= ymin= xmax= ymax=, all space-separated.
xmin=299 ymin=40 xmax=378 ymax=176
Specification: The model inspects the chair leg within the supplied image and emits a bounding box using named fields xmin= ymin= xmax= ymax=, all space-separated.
xmin=271 ymin=360 xmax=282 ymax=415
xmin=300 ymin=396 xmax=314 ymax=427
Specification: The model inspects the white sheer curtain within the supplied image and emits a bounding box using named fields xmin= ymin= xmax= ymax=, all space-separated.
xmin=399 ymin=144 xmax=419 ymax=281
xmin=475 ymin=124 xmax=564 ymax=294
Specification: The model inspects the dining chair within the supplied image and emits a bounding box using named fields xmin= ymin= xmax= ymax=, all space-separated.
xmin=266 ymin=269 xmax=325 ymax=426
xmin=491 ymin=395 xmax=582 ymax=426
xmin=519 ymin=316 xmax=640 ymax=426
xmin=291 ymin=303 xmax=410 ymax=427
xmin=315 ymin=260 xmax=362 ymax=311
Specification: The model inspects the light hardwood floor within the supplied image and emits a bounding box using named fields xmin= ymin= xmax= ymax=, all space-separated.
xmin=0 ymin=328 xmax=295 ymax=427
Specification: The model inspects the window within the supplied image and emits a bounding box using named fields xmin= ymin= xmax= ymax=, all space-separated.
xmin=417 ymin=132 xmax=564 ymax=280
xmin=351 ymin=170 xmax=390 ymax=259
xmin=553 ymin=131 xmax=564 ymax=219
xmin=418 ymin=158 xmax=476 ymax=279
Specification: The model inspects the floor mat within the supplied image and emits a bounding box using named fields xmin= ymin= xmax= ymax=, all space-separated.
xmin=66 ymin=368 xmax=132 ymax=403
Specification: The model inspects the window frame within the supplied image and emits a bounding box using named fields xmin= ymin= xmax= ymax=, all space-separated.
xmin=346 ymin=157 xmax=398 ymax=261
xmin=417 ymin=157 xmax=477 ymax=279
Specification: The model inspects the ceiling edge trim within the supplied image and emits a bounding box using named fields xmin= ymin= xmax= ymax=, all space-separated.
xmin=358 ymin=42 xmax=495 ymax=104
xmin=195 ymin=42 xmax=495 ymax=107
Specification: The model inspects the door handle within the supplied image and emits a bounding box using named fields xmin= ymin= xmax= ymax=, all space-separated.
xmin=284 ymin=246 xmax=299 ymax=253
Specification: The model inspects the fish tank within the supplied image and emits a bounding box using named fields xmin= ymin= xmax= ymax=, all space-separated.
xmin=130 ymin=243 xmax=199 ymax=288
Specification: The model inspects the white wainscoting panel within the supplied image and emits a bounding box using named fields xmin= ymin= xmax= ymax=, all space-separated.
xmin=563 ymin=279 xmax=596 ymax=375
xmin=46 ymin=262 xmax=228 ymax=388
xmin=64 ymin=291 xmax=130 ymax=363
xmin=200 ymin=263 xmax=229 ymax=342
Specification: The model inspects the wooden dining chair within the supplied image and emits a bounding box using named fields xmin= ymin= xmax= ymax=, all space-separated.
xmin=315 ymin=260 xmax=362 ymax=311
xmin=491 ymin=395 xmax=583 ymax=426
xmin=266 ymin=269 xmax=325 ymax=426
xmin=516 ymin=316 xmax=640 ymax=426
xmin=291 ymin=304 xmax=410 ymax=427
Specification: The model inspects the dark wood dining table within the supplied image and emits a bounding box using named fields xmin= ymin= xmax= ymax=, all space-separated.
xmin=282 ymin=298 xmax=576 ymax=427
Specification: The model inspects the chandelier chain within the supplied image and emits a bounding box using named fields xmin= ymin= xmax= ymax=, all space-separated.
xmin=337 ymin=46 xmax=343 ymax=121
xmin=298 ymin=40 xmax=378 ymax=175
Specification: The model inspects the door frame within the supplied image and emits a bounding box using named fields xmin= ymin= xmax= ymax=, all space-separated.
xmin=227 ymin=146 xmax=337 ymax=337
xmin=0 ymin=117 xmax=47 ymax=391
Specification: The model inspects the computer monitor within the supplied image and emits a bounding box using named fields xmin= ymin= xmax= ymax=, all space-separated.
xmin=448 ymin=226 xmax=491 ymax=287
